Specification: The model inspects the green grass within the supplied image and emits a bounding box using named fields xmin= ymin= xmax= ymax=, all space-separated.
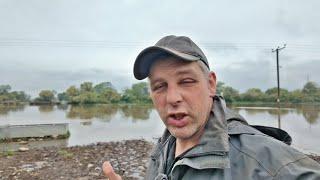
xmin=0 ymin=150 xmax=15 ymax=157
xmin=58 ymin=149 xmax=73 ymax=158
xmin=57 ymin=130 xmax=70 ymax=139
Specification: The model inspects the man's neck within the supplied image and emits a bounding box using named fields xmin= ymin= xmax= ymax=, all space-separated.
xmin=175 ymin=126 xmax=206 ymax=157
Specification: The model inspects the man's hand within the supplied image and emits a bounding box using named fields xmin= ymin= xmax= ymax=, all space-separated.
xmin=102 ymin=161 xmax=122 ymax=180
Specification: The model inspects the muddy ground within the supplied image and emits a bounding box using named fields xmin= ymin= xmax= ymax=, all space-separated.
xmin=0 ymin=140 xmax=152 ymax=180
xmin=0 ymin=139 xmax=319 ymax=180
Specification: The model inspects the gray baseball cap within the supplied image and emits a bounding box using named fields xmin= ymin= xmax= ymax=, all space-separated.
xmin=133 ymin=35 xmax=209 ymax=80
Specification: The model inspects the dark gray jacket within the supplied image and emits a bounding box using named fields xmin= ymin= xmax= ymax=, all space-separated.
xmin=145 ymin=96 xmax=320 ymax=180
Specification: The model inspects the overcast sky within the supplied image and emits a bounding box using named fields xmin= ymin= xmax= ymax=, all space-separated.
xmin=1 ymin=0 xmax=320 ymax=97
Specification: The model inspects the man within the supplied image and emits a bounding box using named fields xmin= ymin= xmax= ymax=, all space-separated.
xmin=103 ymin=35 xmax=320 ymax=179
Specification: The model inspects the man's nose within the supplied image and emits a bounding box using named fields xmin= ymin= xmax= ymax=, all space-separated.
xmin=166 ymin=86 xmax=182 ymax=105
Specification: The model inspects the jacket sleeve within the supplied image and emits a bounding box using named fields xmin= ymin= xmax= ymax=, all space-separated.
xmin=274 ymin=157 xmax=320 ymax=180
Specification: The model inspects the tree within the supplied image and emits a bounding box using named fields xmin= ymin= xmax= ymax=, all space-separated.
xmin=121 ymin=89 xmax=137 ymax=103
xmin=99 ymin=88 xmax=121 ymax=103
xmin=241 ymin=88 xmax=266 ymax=102
xmin=38 ymin=90 xmax=55 ymax=102
xmin=265 ymin=87 xmax=289 ymax=102
xmin=79 ymin=92 xmax=98 ymax=104
xmin=300 ymin=82 xmax=320 ymax=102
xmin=214 ymin=81 xmax=239 ymax=103
xmin=66 ymin=86 xmax=80 ymax=97
xmin=216 ymin=81 xmax=225 ymax=95
xmin=65 ymin=86 xmax=80 ymax=104
xmin=94 ymin=82 xmax=115 ymax=93
xmin=221 ymin=86 xmax=239 ymax=103
xmin=121 ymin=82 xmax=151 ymax=103
xmin=302 ymin=81 xmax=318 ymax=94
xmin=10 ymin=91 xmax=30 ymax=102
xmin=80 ymin=82 xmax=93 ymax=92
xmin=0 ymin=85 xmax=30 ymax=103
xmin=0 ymin=85 xmax=11 ymax=94
xmin=288 ymin=90 xmax=304 ymax=103
xmin=58 ymin=92 xmax=69 ymax=101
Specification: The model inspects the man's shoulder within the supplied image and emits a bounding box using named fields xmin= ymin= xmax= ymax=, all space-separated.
xmin=228 ymin=122 xmax=307 ymax=166
xmin=228 ymin=120 xmax=320 ymax=177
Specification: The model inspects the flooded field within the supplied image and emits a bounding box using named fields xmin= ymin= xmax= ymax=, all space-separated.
xmin=0 ymin=104 xmax=319 ymax=154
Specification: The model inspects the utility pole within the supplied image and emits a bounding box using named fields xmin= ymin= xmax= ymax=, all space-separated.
xmin=272 ymin=44 xmax=286 ymax=104
xmin=272 ymin=44 xmax=286 ymax=129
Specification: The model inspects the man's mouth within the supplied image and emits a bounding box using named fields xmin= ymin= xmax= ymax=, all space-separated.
xmin=167 ymin=113 xmax=188 ymax=127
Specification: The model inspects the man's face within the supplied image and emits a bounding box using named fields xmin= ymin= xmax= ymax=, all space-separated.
xmin=149 ymin=58 xmax=216 ymax=140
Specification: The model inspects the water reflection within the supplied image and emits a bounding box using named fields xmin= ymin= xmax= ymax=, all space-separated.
xmin=67 ymin=104 xmax=118 ymax=121
xmin=80 ymin=121 xmax=92 ymax=126
xmin=233 ymin=107 xmax=290 ymax=116
xmin=119 ymin=105 xmax=153 ymax=121
xmin=57 ymin=104 xmax=69 ymax=111
xmin=38 ymin=105 xmax=54 ymax=113
xmin=65 ymin=104 xmax=153 ymax=123
xmin=296 ymin=105 xmax=320 ymax=125
xmin=266 ymin=108 xmax=290 ymax=116
xmin=0 ymin=105 xmax=25 ymax=116
xmin=0 ymin=104 xmax=319 ymax=125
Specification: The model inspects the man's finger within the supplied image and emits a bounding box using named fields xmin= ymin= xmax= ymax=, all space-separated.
xmin=102 ymin=161 xmax=122 ymax=180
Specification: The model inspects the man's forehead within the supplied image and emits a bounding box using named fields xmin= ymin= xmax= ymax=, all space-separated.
xmin=152 ymin=57 xmax=190 ymax=68
xmin=149 ymin=59 xmax=200 ymax=80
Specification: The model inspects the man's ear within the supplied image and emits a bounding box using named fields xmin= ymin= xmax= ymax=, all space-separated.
xmin=208 ymin=72 xmax=216 ymax=97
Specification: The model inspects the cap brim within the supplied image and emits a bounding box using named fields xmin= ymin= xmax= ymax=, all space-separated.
xmin=133 ymin=46 xmax=200 ymax=80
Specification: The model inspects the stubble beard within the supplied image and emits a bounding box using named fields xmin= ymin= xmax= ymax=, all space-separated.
xmin=165 ymin=116 xmax=206 ymax=141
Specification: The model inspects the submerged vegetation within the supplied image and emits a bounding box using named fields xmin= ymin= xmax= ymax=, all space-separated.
xmin=1 ymin=81 xmax=320 ymax=105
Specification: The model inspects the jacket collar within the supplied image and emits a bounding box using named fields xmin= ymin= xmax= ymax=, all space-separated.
xmin=187 ymin=95 xmax=230 ymax=155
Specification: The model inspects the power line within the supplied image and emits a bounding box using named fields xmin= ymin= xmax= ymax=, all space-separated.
xmin=1 ymin=38 xmax=320 ymax=46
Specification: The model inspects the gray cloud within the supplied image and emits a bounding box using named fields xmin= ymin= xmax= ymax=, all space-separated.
xmin=215 ymin=52 xmax=320 ymax=93
xmin=216 ymin=59 xmax=274 ymax=92
xmin=0 ymin=0 xmax=319 ymax=96
xmin=0 ymin=66 xmax=134 ymax=97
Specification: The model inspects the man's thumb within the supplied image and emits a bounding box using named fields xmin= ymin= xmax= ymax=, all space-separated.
xmin=102 ymin=161 xmax=122 ymax=180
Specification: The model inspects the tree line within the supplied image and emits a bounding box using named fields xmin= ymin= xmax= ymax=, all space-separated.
xmin=33 ymin=81 xmax=151 ymax=104
xmin=217 ymin=81 xmax=320 ymax=103
xmin=1 ymin=81 xmax=320 ymax=105
xmin=0 ymin=85 xmax=30 ymax=104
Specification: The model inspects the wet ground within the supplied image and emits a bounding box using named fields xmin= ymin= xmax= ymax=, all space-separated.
xmin=0 ymin=140 xmax=152 ymax=180
xmin=0 ymin=139 xmax=319 ymax=180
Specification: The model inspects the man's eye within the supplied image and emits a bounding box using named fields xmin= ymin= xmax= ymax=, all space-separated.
xmin=152 ymin=84 xmax=164 ymax=91
xmin=181 ymin=79 xmax=196 ymax=84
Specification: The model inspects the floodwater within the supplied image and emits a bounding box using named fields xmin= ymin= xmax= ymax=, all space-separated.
xmin=0 ymin=104 xmax=320 ymax=154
